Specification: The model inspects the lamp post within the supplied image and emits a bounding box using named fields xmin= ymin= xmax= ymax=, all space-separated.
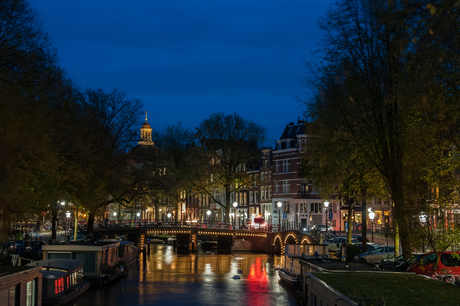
xmin=65 ymin=211 xmax=71 ymax=241
xmin=369 ymin=210 xmax=375 ymax=243
xmin=233 ymin=202 xmax=238 ymax=229
xmin=277 ymin=201 xmax=282 ymax=231
xmin=324 ymin=201 xmax=330 ymax=234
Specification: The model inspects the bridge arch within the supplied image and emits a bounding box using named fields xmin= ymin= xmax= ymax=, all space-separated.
xmin=273 ymin=234 xmax=283 ymax=255
xmin=301 ymin=236 xmax=313 ymax=245
xmin=284 ymin=232 xmax=298 ymax=245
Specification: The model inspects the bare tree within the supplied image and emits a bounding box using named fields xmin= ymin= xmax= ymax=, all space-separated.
xmin=196 ymin=113 xmax=265 ymax=223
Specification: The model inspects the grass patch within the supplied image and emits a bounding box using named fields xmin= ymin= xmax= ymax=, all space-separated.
xmin=313 ymin=272 xmax=460 ymax=306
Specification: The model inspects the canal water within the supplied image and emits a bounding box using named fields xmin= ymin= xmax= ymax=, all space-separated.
xmin=69 ymin=244 xmax=297 ymax=306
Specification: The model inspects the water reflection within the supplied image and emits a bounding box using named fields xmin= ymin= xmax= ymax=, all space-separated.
xmin=70 ymin=244 xmax=297 ymax=306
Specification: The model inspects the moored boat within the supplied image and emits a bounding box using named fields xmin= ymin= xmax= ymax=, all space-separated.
xmin=27 ymin=258 xmax=90 ymax=305
xmin=278 ymin=268 xmax=300 ymax=286
xmin=118 ymin=241 xmax=138 ymax=266
xmin=42 ymin=241 xmax=124 ymax=286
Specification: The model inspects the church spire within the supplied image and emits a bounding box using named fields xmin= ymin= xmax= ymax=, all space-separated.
xmin=138 ymin=111 xmax=154 ymax=146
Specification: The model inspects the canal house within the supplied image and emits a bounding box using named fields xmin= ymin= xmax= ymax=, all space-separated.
xmin=42 ymin=241 xmax=120 ymax=280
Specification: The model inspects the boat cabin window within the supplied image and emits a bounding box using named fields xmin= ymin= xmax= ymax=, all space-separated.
xmin=48 ymin=252 xmax=71 ymax=259
xmin=55 ymin=278 xmax=65 ymax=295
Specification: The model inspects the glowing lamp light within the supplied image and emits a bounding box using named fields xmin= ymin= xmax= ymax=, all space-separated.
xmin=233 ymin=202 xmax=238 ymax=208
xmin=60 ymin=201 xmax=65 ymax=206
xmin=277 ymin=201 xmax=282 ymax=208
xmin=113 ymin=212 xmax=117 ymax=217
xmin=419 ymin=213 xmax=427 ymax=223
xmin=206 ymin=210 xmax=211 ymax=216
xmin=167 ymin=213 xmax=172 ymax=218
xmin=324 ymin=201 xmax=329 ymax=208
xmin=137 ymin=212 xmax=140 ymax=217
xmin=369 ymin=211 xmax=375 ymax=220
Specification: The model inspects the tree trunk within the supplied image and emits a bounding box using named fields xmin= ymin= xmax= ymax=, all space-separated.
xmin=347 ymin=201 xmax=353 ymax=245
xmin=87 ymin=212 xmax=95 ymax=234
xmin=225 ymin=187 xmax=231 ymax=224
xmin=51 ymin=209 xmax=57 ymax=241
xmin=392 ymin=186 xmax=411 ymax=259
xmin=0 ymin=209 xmax=11 ymax=244
xmin=361 ymin=202 xmax=367 ymax=253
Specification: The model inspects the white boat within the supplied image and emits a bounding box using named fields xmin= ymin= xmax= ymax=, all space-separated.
xmin=278 ymin=268 xmax=300 ymax=286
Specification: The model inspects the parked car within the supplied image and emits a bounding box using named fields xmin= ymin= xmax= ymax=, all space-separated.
xmin=325 ymin=237 xmax=359 ymax=253
xmin=312 ymin=224 xmax=333 ymax=232
xmin=354 ymin=242 xmax=379 ymax=253
xmin=69 ymin=232 xmax=91 ymax=242
xmin=380 ymin=253 xmax=425 ymax=271
xmin=394 ymin=253 xmax=425 ymax=271
xmin=407 ymin=251 xmax=460 ymax=278
xmin=352 ymin=235 xmax=369 ymax=243
xmin=354 ymin=245 xmax=396 ymax=263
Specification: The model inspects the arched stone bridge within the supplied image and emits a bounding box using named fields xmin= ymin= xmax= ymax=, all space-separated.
xmin=267 ymin=231 xmax=316 ymax=255
xmin=146 ymin=227 xmax=316 ymax=254
xmin=98 ymin=227 xmax=315 ymax=254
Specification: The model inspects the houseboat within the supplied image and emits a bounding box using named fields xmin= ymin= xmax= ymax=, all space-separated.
xmin=118 ymin=241 xmax=138 ymax=266
xmin=278 ymin=244 xmax=329 ymax=287
xmin=42 ymin=241 xmax=123 ymax=285
xmin=0 ymin=266 xmax=42 ymax=306
xmin=27 ymin=258 xmax=89 ymax=305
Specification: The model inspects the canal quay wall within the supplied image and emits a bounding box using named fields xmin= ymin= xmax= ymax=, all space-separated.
xmin=304 ymin=273 xmax=357 ymax=306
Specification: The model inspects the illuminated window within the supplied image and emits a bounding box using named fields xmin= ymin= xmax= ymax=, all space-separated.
xmin=55 ymin=278 xmax=64 ymax=295
xmin=26 ymin=279 xmax=36 ymax=306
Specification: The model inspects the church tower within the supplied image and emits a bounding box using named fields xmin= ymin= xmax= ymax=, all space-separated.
xmin=138 ymin=111 xmax=154 ymax=146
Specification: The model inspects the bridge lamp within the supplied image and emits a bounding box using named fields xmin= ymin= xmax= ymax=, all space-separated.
xmin=369 ymin=210 xmax=375 ymax=243
xmin=324 ymin=201 xmax=330 ymax=233
xmin=232 ymin=202 xmax=238 ymax=229
xmin=277 ymin=201 xmax=282 ymax=231
xmin=419 ymin=212 xmax=427 ymax=223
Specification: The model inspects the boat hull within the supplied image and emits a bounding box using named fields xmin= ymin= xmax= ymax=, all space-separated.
xmin=278 ymin=269 xmax=299 ymax=287
xmin=43 ymin=281 xmax=90 ymax=305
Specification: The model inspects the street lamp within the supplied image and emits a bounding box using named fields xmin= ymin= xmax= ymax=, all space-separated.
xmin=233 ymin=202 xmax=238 ymax=229
xmin=369 ymin=210 xmax=375 ymax=243
xmin=324 ymin=201 xmax=330 ymax=234
xmin=136 ymin=212 xmax=140 ymax=222
xmin=207 ymin=210 xmax=211 ymax=225
xmin=277 ymin=201 xmax=282 ymax=231
xmin=167 ymin=212 xmax=172 ymax=224
xmin=419 ymin=212 xmax=427 ymax=223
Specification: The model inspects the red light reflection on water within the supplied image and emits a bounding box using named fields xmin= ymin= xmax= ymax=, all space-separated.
xmin=245 ymin=257 xmax=270 ymax=306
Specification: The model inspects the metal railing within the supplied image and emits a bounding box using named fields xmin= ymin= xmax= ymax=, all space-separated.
xmin=98 ymin=219 xmax=306 ymax=233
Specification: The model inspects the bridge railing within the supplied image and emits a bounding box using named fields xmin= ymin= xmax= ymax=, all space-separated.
xmin=98 ymin=220 xmax=306 ymax=233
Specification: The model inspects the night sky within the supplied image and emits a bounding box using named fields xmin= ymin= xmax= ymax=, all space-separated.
xmin=30 ymin=0 xmax=334 ymax=144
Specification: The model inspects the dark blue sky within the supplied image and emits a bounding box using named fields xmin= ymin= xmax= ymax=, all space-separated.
xmin=30 ymin=0 xmax=334 ymax=144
